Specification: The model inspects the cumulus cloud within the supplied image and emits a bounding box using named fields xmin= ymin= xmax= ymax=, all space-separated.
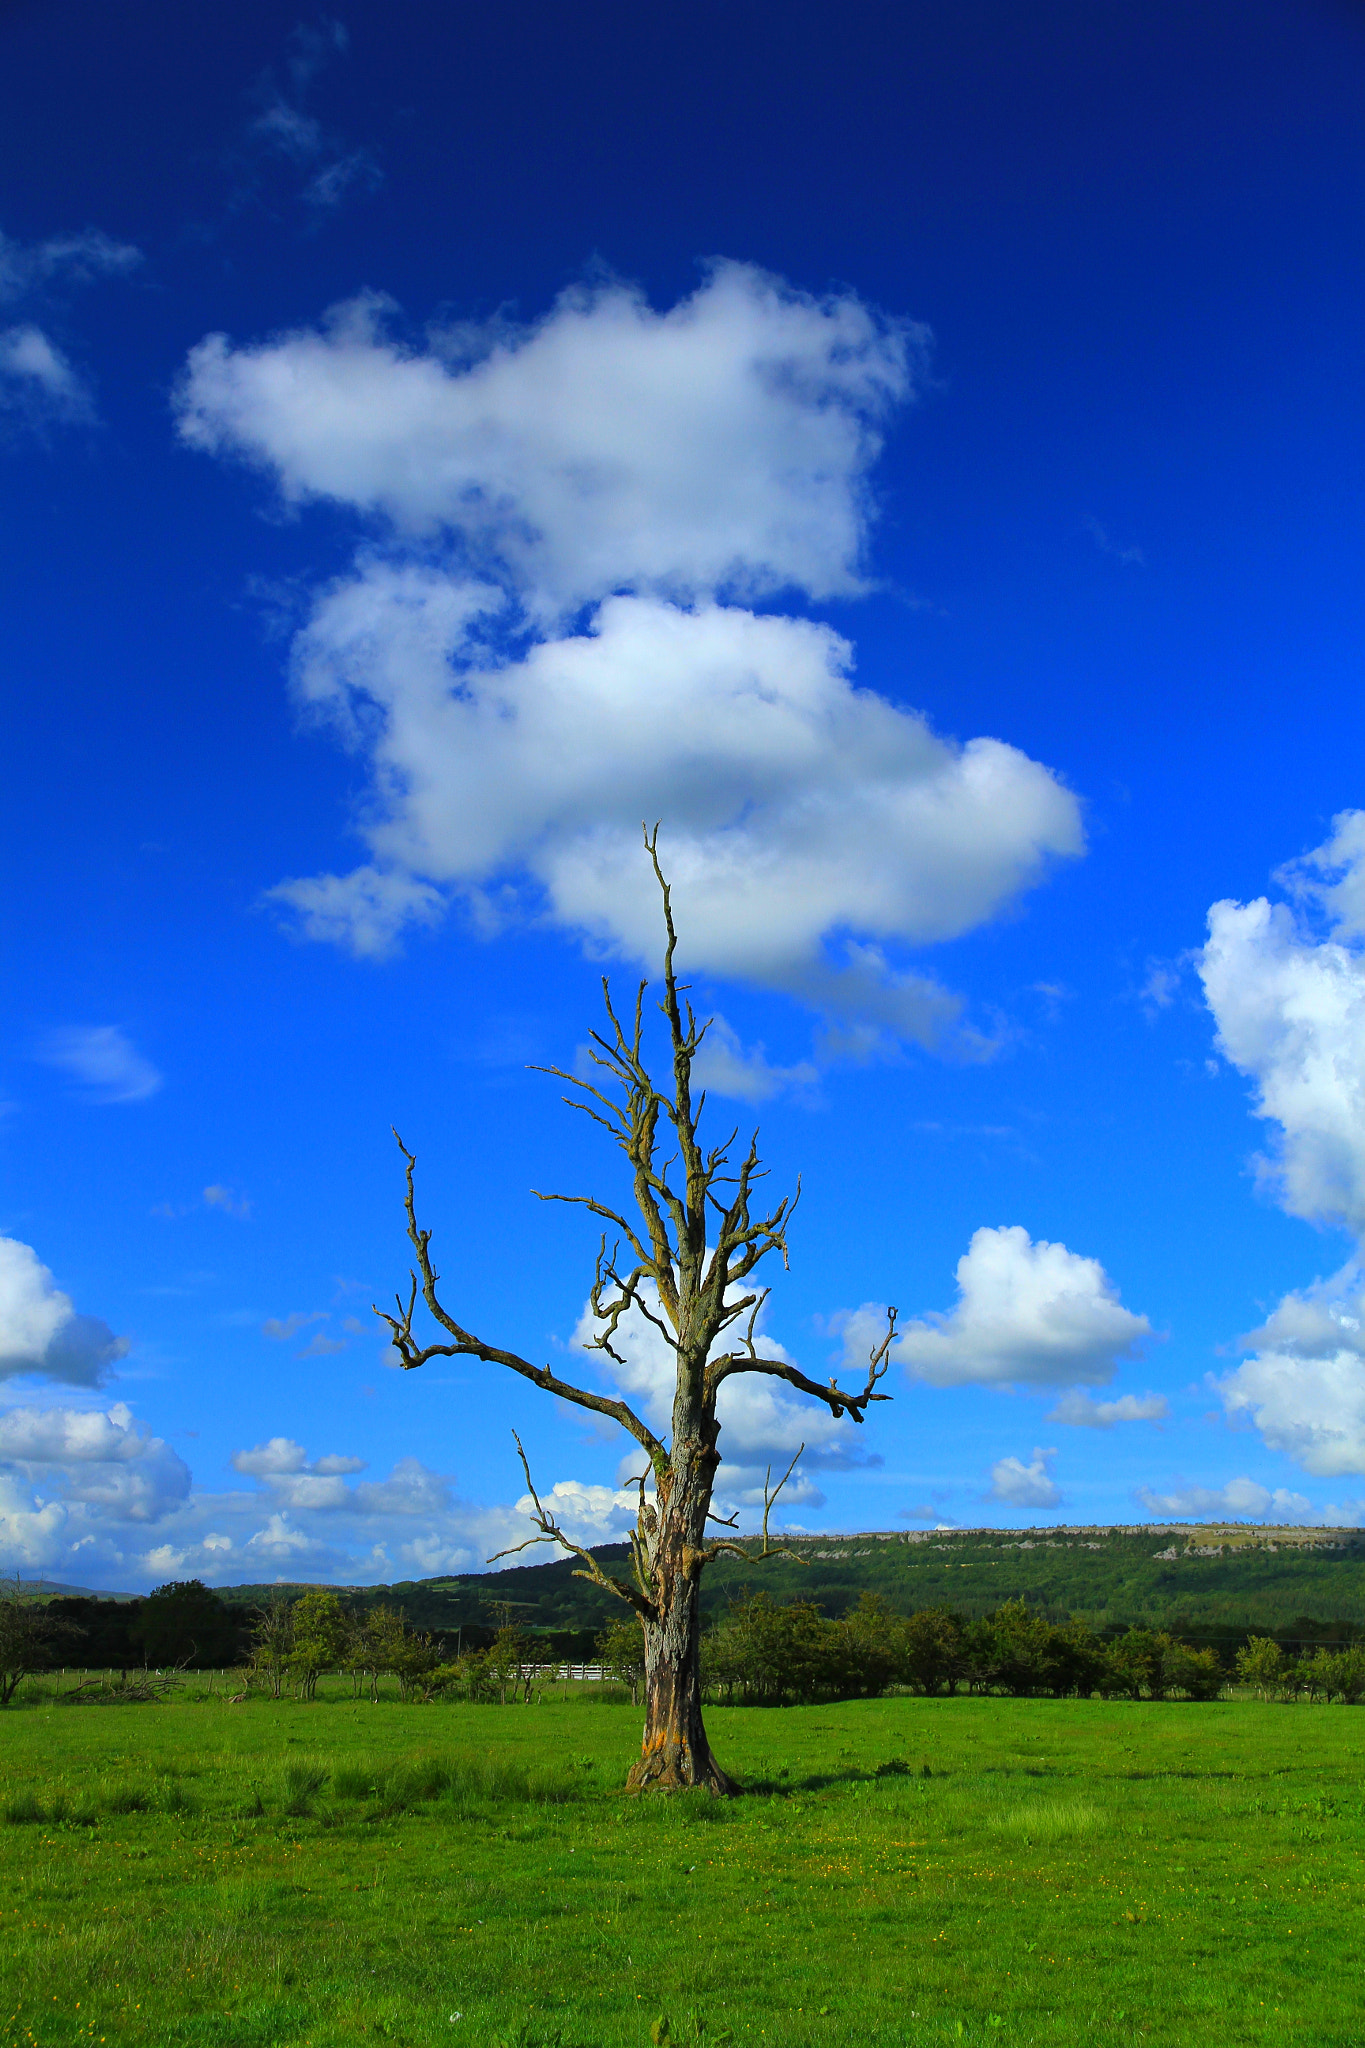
xmin=0 ymin=1238 xmax=127 ymax=1386
xmin=1216 ymin=1263 xmax=1365 ymax=1477
xmin=0 ymin=1392 xmax=649 ymax=1589
xmin=1047 ymin=1389 xmax=1169 ymax=1427
xmin=231 ymin=1436 xmax=311 ymax=1476
xmin=1134 ymin=1477 xmax=1316 ymax=1521
xmin=0 ymin=1400 xmax=189 ymax=1539
xmin=1200 ymin=812 xmax=1365 ymax=1236
xmin=177 ymin=267 xmax=918 ymax=611
xmin=989 ymin=1448 xmax=1061 ymax=1509
xmin=885 ymin=1225 xmax=1152 ymax=1388
xmin=37 ymin=1025 xmax=162 ymax=1104
xmin=1199 ymin=819 xmax=1365 ymax=1479
xmin=177 ymin=265 xmax=1083 ymax=1036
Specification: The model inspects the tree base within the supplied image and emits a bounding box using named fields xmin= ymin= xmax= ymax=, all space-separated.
xmin=626 ymin=1750 xmax=740 ymax=1797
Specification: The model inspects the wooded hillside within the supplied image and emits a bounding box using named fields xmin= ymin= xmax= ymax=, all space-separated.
xmin=209 ymin=1523 xmax=1365 ymax=1644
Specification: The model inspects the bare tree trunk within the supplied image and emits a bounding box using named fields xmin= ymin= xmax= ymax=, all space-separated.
xmin=629 ymin=1413 xmax=737 ymax=1793
xmin=631 ymin=1547 xmax=735 ymax=1794
xmin=380 ymin=831 xmax=894 ymax=1797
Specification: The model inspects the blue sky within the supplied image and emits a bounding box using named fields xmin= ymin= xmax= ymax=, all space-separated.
xmin=6 ymin=0 xmax=1365 ymax=1590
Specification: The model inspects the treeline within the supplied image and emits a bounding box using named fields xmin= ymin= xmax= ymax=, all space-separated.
xmin=670 ymin=1594 xmax=1365 ymax=1705
xmin=242 ymin=1591 xmax=559 ymax=1704
xmin=597 ymin=1594 xmax=1260 ymax=1705
xmin=0 ymin=1578 xmax=586 ymax=1707
xmin=27 ymin=1582 xmax=599 ymax=1678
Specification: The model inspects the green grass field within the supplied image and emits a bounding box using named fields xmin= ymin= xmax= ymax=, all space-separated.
xmin=1 ymin=1687 xmax=1362 ymax=2047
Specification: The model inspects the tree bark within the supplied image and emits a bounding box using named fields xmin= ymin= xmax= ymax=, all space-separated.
xmin=629 ymin=1534 xmax=736 ymax=1795
xmin=628 ymin=1415 xmax=738 ymax=1795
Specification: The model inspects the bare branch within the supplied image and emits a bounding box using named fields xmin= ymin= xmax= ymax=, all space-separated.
xmin=702 ymin=1445 xmax=808 ymax=1568
xmin=705 ymin=1306 xmax=898 ymax=1422
xmin=532 ymin=1188 xmax=652 ymax=1270
xmin=488 ymin=1431 xmax=654 ymax=1619
xmin=374 ymin=1133 xmax=667 ymax=1472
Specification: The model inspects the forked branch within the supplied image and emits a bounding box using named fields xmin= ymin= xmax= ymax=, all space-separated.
xmin=373 ymin=1133 xmax=667 ymax=1474
xmin=486 ymin=1430 xmax=655 ymax=1620
xmin=704 ymin=1444 xmax=809 ymax=1568
xmin=707 ymin=1305 xmax=900 ymax=1421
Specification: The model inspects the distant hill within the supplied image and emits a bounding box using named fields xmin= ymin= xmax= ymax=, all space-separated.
xmin=209 ymin=1523 xmax=1365 ymax=1642
xmin=9 ymin=1579 xmax=139 ymax=1603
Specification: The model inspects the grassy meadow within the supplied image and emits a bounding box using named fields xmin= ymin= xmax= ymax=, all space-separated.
xmin=0 ymin=1686 xmax=1362 ymax=2047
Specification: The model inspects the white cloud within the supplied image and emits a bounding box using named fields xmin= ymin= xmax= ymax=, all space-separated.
xmin=989 ymin=1447 xmax=1061 ymax=1509
xmin=0 ymin=1238 xmax=127 ymax=1386
xmin=265 ymin=576 xmax=1080 ymax=1027
xmin=513 ymin=1478 xmax=639 ymax=1544
xmin=37 ymin=1025 xmax=162 ymax=1104
xmin=268 ymin=860 xmax=446 ymax=959
xmin=203 ymin=1185 xmax=251 ymax=1220
xmin=0 ymin=1393 xmax=651 ymax=1589
xmin=178 ymin=265 xmax=1084 ymax=1032
xmin=177 ymin=266 xmax=919 ymax=613
xmin=0 ymin=1400 xmax=189 ymax=1533
xmin=231 ymin=1436 xmax=309 ymax=1476
xmin=1047 ymin=1389 xmax=1169 ymax=1427
xmin=886 ymin=1225 xmax=1152 ymax=1388
xmin=1216 ymin=1262 xmax=1365 ymax=1477
xmin=1200 ymin=812 xmax=1365 ymax=1237
xmin=1135 ymin=1477 xmax=1316 ymax=1521
xmin=0 ymin=325 xmax=93 ymax=422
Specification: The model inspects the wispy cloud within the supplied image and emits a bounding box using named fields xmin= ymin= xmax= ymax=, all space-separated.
xmin=1048 ymin=1388 xmax=1169 ymax=1428
xmin=37 ymin=1026 xmax=162 ymax=1105
xmin=261 ymin=1311 xmax=325 ymax=1342
xmin=240 ymin=18 xmax=382 ymax=213
xmin=0 ymin=225 xmax=141 ymax=303
xmin=0 ymin=326 xmax=94 ymax=425
xmin=203 ymin=1185 xmax=251 ymax=1220
xmin=0 ymin=223 xmax=142 ymax=434
xmin=1084 ymin=514 xmax=1145 ymax=567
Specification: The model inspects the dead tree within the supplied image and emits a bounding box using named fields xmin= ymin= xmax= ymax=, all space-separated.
xmin=377 ymin=829 xmax=896 ymax=1793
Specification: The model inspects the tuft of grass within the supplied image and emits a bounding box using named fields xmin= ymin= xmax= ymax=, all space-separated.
xmin=3 ymin=1788 xmax=44 ymax=1824
xmin=159 ymin=1774 xmax=195 ymax=1814
xmin=102 ymin=1780 xmax=151 ymax=1814
xmin=989 ymin=1796 xmax=1106 ymax=1840
xmin=332 ymin=1762 xmax=373 ymax=1801
xmin=281 ymin=1760 xmax=329 ymax=1814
